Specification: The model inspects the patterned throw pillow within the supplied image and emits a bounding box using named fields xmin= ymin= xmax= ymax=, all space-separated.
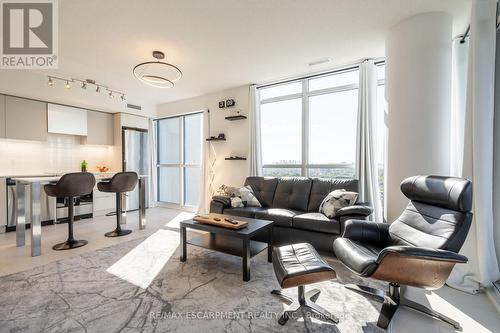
xmin=230 ymin=196 xmax=244 ymax=208
xmin=319 ymin=189 xmax=358 ymax=218
xmin=230 ymin=185 xmax=262 ymax=208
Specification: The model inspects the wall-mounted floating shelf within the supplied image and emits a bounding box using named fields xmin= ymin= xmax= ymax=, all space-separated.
xmin=225 ymin=115 xmax=247 ymax=121
xmin=225 ymin=157 xmax=247 ymax=160
xmin=206 ymin=137 xmax=226 ymax=141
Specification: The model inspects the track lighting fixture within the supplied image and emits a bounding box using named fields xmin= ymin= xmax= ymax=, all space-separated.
xmin=46 ymin=76 xmax=126 ymax=102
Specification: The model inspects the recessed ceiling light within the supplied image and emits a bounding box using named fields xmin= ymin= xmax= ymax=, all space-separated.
xmin=308 ymin=57 xmax=331 ymax=66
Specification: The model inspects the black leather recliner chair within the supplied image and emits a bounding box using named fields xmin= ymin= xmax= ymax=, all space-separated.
xmin=333 ymin=175 xmax=472 ymax=330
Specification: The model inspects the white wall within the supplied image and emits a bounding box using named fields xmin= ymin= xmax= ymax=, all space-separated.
xmin=494 ymin=31 xmax=500 ymax=268
xmin=0 ymin=134 xmax=117 ymax=176
xmin=156 ymin=85 xmax=250 ymax=190
xmin=385 ymin=12 xmax=452 ymax=222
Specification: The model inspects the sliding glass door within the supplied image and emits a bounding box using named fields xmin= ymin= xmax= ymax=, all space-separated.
xmin=156 ymin=113 xmax=203 ymax=207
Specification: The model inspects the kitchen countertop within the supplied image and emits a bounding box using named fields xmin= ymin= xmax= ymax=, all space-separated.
xmin=12 ymin=172 xmax=146 ymax=183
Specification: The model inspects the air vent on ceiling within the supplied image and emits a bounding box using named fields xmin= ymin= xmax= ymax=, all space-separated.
xmin=126 ymin=103 xmax=142 ymax=110
xmin=308 ymin=57 xmax=331 ymax=66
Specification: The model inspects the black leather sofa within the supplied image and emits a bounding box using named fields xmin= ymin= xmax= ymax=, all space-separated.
xmin=209 ymin=177 xmax=373 ymax=253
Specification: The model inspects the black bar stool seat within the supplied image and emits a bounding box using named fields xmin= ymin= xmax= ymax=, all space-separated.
xmin=97 ymin=172 xmax=138 ymax=237
xmin=44 ymin=172 xmax=96 ymax=250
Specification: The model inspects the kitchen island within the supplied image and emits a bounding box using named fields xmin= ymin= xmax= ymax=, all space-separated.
xmin=13 ymin=173 xmax=147 ymax=257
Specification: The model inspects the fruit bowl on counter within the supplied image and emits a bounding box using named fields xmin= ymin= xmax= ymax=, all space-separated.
xmin=96 ymin=166 xmax=109 ymax=173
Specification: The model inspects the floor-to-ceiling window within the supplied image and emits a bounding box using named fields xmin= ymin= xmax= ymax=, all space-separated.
xmin=155 ymin=112 xmax=203 ymax=207
xmin=259 ymin=63 xmax=386 ymax=198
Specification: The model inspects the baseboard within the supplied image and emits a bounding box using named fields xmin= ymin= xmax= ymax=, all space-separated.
xmin=485 ymin=280 xmax=500 ymax=314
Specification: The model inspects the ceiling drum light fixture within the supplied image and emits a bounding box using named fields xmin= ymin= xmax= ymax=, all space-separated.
xmin=133 ymin=51 xmax=182 ymax=88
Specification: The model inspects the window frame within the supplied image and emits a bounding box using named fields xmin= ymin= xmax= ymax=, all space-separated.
xmin=155 ymin=112 xmax=203 ymax=208
xmin=259 ymin=65 xmax=385 ymax=178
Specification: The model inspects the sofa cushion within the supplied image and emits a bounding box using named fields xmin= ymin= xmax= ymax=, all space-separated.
xmin=272 ymin=177 xmax=312 ymax=211
xmin=255 ymin=208 xmax=301 ymax=227
xmin=244 ymin=177 xmax=278 ymax=207
xmin=308 ymin=178 xmax=359 ymax=212
xmin=293 ymin=213 xmax=341 ymax=235
xmin=223 ymin=207 xmax=266 ymax=218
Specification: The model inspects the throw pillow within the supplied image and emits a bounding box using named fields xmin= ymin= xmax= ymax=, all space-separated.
xmin=319 ymin=189 xmax=358 ymax=218
xmin=230 ymin=196 xmax=244 ymax=208
xmin=231 ymin=185 xmax=262 ymax=207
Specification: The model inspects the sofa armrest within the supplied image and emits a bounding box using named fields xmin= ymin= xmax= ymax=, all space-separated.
xmin=377 ymin=246 xmax=468 ymax=264
xmin=335 ymin=204 xmax=373 ymax=218
xmin=342 ymin=219 xmax=389 ymax=246
xmin=212 ymin=195 xmax=231 ymax=207
xmin=209 ymin=196 xmax=231 ymax=214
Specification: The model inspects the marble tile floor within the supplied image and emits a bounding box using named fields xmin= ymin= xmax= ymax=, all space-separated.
xmin=0 ymin=207 xmax=498 ymax=333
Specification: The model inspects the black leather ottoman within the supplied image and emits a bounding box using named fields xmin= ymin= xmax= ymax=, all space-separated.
xmin=271 ymin=243 xmax=339 ymax=325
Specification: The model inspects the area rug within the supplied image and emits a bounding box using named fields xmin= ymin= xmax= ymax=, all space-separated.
xmin=0 ymin=228 xmax=387 ymax=333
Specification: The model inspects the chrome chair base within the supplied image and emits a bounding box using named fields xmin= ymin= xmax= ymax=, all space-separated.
xmin=271 ymin=286 xmax=339 ymax=325
xmin=345 ymin=283 xmax=462 ymax=331
xmin=104 ymin=229 xmax=132 ymax=237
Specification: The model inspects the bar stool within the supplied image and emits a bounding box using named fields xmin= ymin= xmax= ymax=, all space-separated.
xmin=97 ymin=172 xmax=138 ymax=237
xmin=44 ymin=172 xmax=96 ymax=250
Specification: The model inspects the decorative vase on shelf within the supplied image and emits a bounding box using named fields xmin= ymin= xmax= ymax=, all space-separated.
xmin=81 ymin=160 xmax=88 ymax=172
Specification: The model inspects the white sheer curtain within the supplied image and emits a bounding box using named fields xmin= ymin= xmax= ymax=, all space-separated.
xmin=148 ymin=118 xmax=157 ymax=207
xmin=355 ymin=60 xmax=382 ymax=221
xmin=450 ymin=38 xmax=468 ymax=177
xmin=448 ymin=0 xmax=500 ymax=293
xmin=196 ymin=109 xmax=210 ymax=214
xmin=249 ymin=85 xmax=263 ymax=176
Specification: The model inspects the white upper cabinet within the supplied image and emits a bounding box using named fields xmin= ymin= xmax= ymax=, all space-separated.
xmin=47 ymin=103 xmax=88 ymax=136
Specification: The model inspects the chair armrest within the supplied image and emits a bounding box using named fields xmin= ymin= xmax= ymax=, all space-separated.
xmin=372 ymin=246 xmax=468 ymax=289
xmin=377 ymin=246 xmax=468 ymax=264
xmin=212 ymin=195 xmax=231 ymax=207
xmin=335 ymin=204 xmax=373 ymax=218
xmin=342 ymin=219 xmax=389 ymax=246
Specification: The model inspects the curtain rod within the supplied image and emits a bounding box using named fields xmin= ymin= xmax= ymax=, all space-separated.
xmin=462 ymin=3 xmax=500 ymax=43
xmin=256 ymin=59 xmax=385 ymax=89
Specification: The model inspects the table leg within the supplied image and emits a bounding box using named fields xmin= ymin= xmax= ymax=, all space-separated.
xmin=30 ymin=183 xmax=42 ymax=257
xmin=16 ymin=182 xmax=26 ymax=247
xmin=243 ymin=238 xmax=250 ymax=281
xmin=180 ymin=226 xmax=186 ymax=262
xmin=267 ymin=227 xmax=273 ymax=263
xmin=120 ymin=192 xmax=127 ymax=225
xmin=138 ymin=177 xmax=146 ymax=230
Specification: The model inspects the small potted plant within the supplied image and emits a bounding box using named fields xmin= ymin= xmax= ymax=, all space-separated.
xmin=81 ymin=160 xmax=88 ymax=172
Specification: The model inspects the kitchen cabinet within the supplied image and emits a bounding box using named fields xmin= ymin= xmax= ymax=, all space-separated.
xmin=0 ymin=95 xmax=5 ymax=138
xmin=5 ymin=96 xmax=47 ymax=141
xmin=86 ymin=111 xmax=114 ymax=145
xmin=93 ymin=184 xmax=116 ymax=217
xmin=48 ymin=103 xmax=87 ymax=136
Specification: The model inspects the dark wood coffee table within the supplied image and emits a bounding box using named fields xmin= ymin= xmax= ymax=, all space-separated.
xmin=179 ymin=215 xmax=273 ymax=281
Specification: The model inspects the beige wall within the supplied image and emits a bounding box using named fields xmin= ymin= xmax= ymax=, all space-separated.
xmin=156 ymin=85 xmax=250 ymax=190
